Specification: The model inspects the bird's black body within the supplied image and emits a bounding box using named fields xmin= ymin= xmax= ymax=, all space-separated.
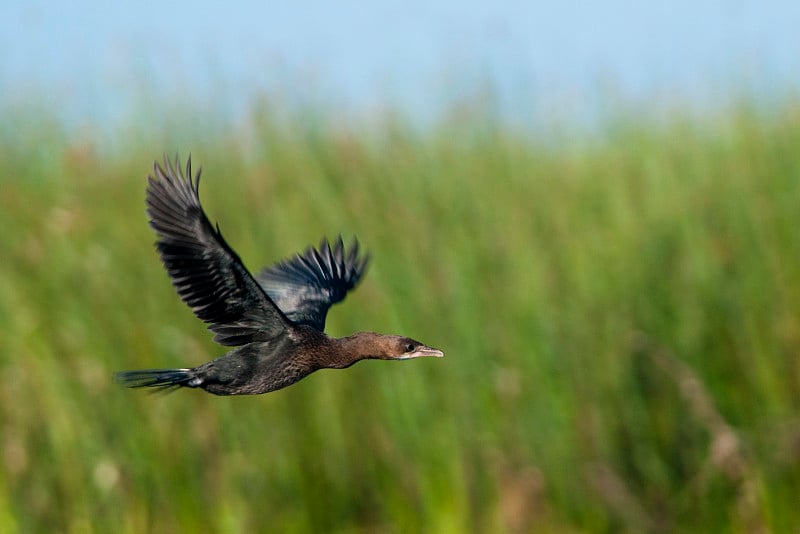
xmin=115 ymin=156 xmax=443 ymax=396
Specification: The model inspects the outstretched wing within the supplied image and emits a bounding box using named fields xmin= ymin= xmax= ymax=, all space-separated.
xmin=256 ymin=237 xmax=369 ymax=331
xmin=146 ymin=156 xmax=292 ymax=346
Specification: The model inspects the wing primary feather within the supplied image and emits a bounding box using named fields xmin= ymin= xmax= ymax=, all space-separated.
xmin=146 ymin=155 xmax=291 ymax=346
xmin=255 ymin=236 xmax=370 ymax=330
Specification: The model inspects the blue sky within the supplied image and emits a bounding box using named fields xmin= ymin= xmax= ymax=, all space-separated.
xmin=1 ymin=1 xmax=798 ymax=129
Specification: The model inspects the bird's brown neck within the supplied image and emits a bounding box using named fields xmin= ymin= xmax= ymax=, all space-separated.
xmin=317 ymin=332 xmax=392 ymax=369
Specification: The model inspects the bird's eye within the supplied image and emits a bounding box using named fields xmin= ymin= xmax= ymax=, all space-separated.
xmin=404 ymin=343 xmax=415 ymax=352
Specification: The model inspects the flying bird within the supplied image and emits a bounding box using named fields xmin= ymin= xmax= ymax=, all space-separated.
xmin=115 ymin=156 xmax=443 ymax=396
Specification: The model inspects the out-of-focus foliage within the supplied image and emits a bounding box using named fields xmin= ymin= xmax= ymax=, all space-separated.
xmin=2 ymin=100 xmax=800 ymax=533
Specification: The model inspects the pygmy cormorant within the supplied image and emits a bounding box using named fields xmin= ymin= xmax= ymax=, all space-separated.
xmin=115 ymin=156 xmax=443 ymax=395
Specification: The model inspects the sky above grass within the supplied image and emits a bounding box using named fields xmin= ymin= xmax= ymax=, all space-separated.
xmin=1 ymin=1 xmax=798 ymax=129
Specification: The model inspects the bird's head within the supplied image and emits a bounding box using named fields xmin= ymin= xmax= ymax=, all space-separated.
xmin=339 ymin=332 xmax=444 ymax=364
xmin=387 ymin=335 xmax=445 ymax=360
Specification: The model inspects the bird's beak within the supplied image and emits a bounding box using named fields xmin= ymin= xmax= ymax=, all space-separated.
xmin=407 ymin=346 xmax=445 ymax=359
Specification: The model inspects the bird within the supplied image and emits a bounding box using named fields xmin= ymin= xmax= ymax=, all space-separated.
xmin=115 ymin=156 xmax=443 ymax=396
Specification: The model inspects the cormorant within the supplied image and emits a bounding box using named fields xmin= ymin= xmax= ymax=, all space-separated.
xmin=115 ymin=156 xmax=443 ymax=396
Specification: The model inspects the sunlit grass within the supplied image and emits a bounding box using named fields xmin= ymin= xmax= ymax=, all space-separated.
xmin=2 ymin=99 xmax=800 ymax=532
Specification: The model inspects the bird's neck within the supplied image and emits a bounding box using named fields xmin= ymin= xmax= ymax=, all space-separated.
xmin=324 ymin=332 xmax=387 ymax=368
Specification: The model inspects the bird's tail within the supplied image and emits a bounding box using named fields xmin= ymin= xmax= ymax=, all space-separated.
xmin=114 ymin=368 xmax=198 ymax=391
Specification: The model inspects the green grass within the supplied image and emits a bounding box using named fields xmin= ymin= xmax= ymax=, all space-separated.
xmin=2 ymin=99 xmax=800 ymax=532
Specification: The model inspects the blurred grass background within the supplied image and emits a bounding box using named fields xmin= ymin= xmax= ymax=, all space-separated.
xmin=2 ymin=97 xmax=800 ymax=533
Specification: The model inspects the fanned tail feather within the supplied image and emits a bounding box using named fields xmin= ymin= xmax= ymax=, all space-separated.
xmin=114 ymin=368 xmax=197 ymax=391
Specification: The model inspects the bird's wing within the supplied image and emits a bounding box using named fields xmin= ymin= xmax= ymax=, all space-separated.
xmin=147 ymin=156 xmax=292 ymax=347
xmin=256 ymin=236 xmax=369 ymax=331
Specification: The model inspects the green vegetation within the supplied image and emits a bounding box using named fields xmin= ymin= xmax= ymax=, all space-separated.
xmin=2 ymin=99 xmax=800 ymax=533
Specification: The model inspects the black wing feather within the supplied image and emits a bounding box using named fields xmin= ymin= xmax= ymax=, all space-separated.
xmin=256 ymin=236 xmax=369 ymax=331
xmin=147 ymin=156 xmax=291 ymax=346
